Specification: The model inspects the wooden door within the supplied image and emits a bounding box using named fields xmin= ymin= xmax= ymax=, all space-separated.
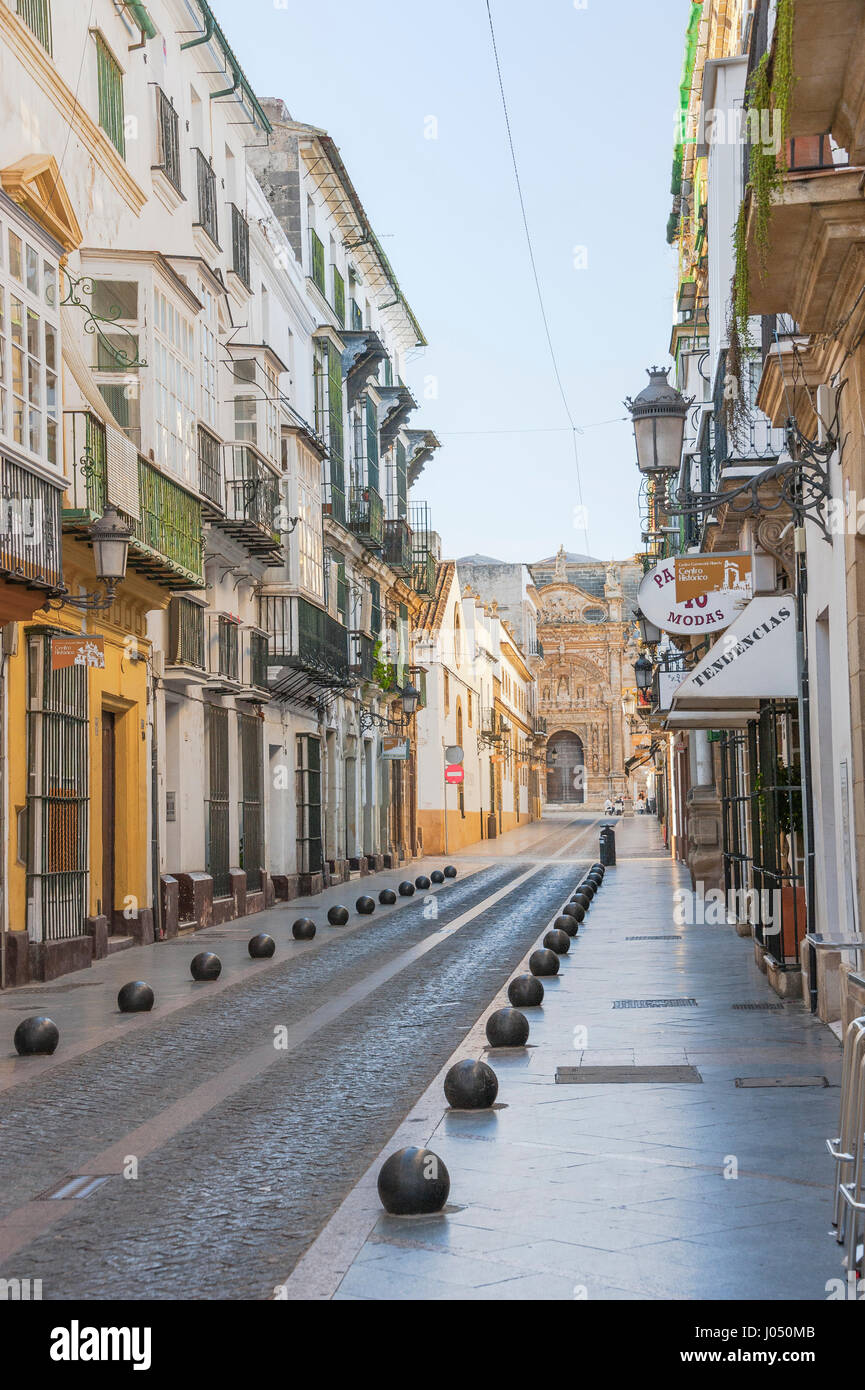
xmin=102 ymin=711 xmax=116 ymax=928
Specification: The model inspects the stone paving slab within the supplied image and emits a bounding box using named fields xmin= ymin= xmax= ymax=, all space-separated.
xmin=285 ymin=814 xmax=845 ymax=1302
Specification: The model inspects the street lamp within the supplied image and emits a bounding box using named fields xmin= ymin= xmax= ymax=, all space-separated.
xmin=46 ymin=505 xmax=132 ymax=611
xmin=400 ymin=681 xmax=420 ymax=718
xmin=635 ymin=607 xmax=662 ymax=646
xmin=626 ymin=367 xmax=691 ymax=475
xmin=634 ymin=653 xmax=654 ymax=693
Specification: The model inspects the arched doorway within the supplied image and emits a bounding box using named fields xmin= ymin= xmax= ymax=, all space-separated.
xmin=546 ymin=731 xmax=585 ymax=804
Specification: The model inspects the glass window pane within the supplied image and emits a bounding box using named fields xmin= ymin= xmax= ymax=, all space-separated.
xmin=10 ymin=296 xmax=23 ymax=345
xmin=8 ymin=232 xmax=22 ymax=282
xmin=91 ymin=280 xmax=137 ymax=320
xmin=25 ymin=244 xmax=39 ymax=295
xmin=43 ymin=262 xmax=56 ymax=307
xmin=26 ymin=307 xmax=39 ymax=357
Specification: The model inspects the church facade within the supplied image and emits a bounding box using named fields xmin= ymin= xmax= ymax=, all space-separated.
xmin=529 ymin=548 xmax=643 ymax=808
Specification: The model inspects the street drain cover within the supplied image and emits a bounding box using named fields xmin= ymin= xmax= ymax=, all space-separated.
xmin=36 ymin=1175 xmax=111 ymax=1200
xmin=612 ymin=998 xmax=698 ymax=1009
xmin=734 ymin=1076 xmax=829 ymax=1088
xmin=625 ymin=936 xmax=684 ymax=941
xmin=732 ymin=1002 xmax=784 ymax=1011
xmin=556 ymin=1065 xmax=702 ymax=1084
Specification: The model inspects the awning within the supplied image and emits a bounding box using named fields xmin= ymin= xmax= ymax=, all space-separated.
xmin=667 ymin=594 xmax=798 ymax=727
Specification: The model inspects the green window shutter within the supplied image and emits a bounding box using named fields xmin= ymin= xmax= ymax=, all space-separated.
xmin=336 ymin=558 xmax=348 ymax=624
xmin=396 ymin=439 xmax=407 ymax=518
xmin=96 ymin=35 xmax=125 ymax=156
xmin=17 ymin=0 xmax=52 ymax=53
xmin=383 ymin=356 xmax=393 ymax=387
xmin=327 ymin=343 xmax=344 ymax=484
xmin=365 ymin=395 xmax=379 ymax=492
xmin=310 ymin=230 xmax=325 ymax=295
xmin=397 ymin=602 xmax=408 ymax=687
xmin=332 ymin=268 xmax=345 ymax=326
xmin=369 ymin=579 xmax=381 ymax=635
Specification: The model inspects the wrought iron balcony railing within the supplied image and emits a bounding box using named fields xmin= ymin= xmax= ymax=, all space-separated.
xmin=348 ymin=485 xmax=384 ymax=548
xmin=260 ymin=594 xmax=352 ymax=699
xmin=349 ymin=630 xmax=375 ymax=682
xmin=231 ymin=204 xmax=251 ymax=290
xmin=0 ymin=454 xmax=63 ymax=597
xmin=383 ymin=517 xmax=412 ymax=575
xmin=217 ymin=445 xmax=281 ymax=559
xmin=167 ymin=596 xmax=206 ymax=670
xmin=411 ymin=546 xmax=436 ymax=598
xmin=155 ymin=87 xmax=182 ymax=193
xmin=197 ymin=425 xmax=223 ymax=513
xmin=194 ymin=149 xmax=219 ymax=246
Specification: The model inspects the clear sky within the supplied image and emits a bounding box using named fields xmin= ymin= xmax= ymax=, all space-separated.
xmin=217 ymin=0 xmax=688 ymax=565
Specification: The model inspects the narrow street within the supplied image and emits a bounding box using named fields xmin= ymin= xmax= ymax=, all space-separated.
xmin=0 ymin=815 xmax=596 ymax=1300
xmin=0 ymin=812 xmax=843 ymax=1302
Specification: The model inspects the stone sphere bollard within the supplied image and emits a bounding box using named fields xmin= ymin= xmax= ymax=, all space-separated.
xmin=398 ymin=881 xmax=416 ymax=897
xmin=248 ymin=933 xmax=275 ymax=959
xmin=378 ymin=889 xmax=397 ymax=905
xmin=486 ymin=1007 xmax=530 ymax=1047
xmin=588 ymin=871 xmax=603 ymax=886
xmin=543 ymin=928 xmax=571 ymax=955
xmin=292 ymin=918 xmax=316 ymax=940
xmin=377 ymin=1146 xmax=450 ymax=1215
xmin=562 ymin=902 xmax=584 ymax=922
xmin=356 ymin=896 xmax=376 ymax=915
xmin=327 ymin=905 xmax=350 ymax=926
xmin=444 ymin=1058 xmax=499 ymax=1110
xmin=582 ymin=882 xmax=597 ymax=900
xmin=554 ymin=915 xmax=578 ymax=936
xmin=190 ymin=951 xmax=221 ymax=981
xmin=591 ymin=863 xmax=604 ymax=875
xmin=529 ymin=947 xmax=560 ymax=977
xmin=443 ymin=865 xmax=458 ymax=879
xmin=430 ymin=870 xmax=445 ymax=884
xmin=14 ymin=1016 xmax=59 ymax=1056
xmin=117 ymin=981 xmax=155 ymax=1013
xmin=572 ymin=891 xmax=591 ymax=910
xmin=415 ymin=875 xmax=431 ymax=890
xmin=508 ymin=973 xmax=545 ymax=1007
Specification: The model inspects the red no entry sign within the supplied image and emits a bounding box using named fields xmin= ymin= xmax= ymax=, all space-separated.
xmin=445 ymin=764 xmax=464 ymax=785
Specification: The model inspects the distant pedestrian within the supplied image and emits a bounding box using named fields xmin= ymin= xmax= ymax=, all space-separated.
xmin=604 ymin=798 xmax=614 ymax=816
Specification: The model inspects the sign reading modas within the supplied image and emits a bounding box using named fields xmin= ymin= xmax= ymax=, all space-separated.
xmin=638 ymin=554 xmax=753 ymax=635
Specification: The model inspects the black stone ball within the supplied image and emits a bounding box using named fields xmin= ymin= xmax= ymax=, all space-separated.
xmin=327 ymin=905 xmax=350 ymax=926
xmin=117 ymin=981 xmax=154 ymax=1013
xmin=398 ymin=881 xmax=416 ymax=897
xmin=544 ymin=928 xmax=571 ymax=955
xmin=430 ymin=870 xmax=445 ymax=884
xmin=292 ymin=918 xmax=316 ymax=940
xmin=582 ymin=882 xmax=597 ymax=900
xmin=486 ymin=1007 xmax=530 ymax=1048
xmin=13 ymin=1015 xmax=59 ymax=1056
xmin=554 ymin=915 xmax=578 ymax=935
xmin=508 ymin=973 xmax=545 ymax=1007
xmin=248 ymin=933 xmax=275 ymax=959
xmin=443 ymin=865 xmax=458 ymax=879
xmin=190 ymin=951 xmax=222 ymax=981
xmin=444 ymin=1059 xmax=499 ymax=1110
xmin=377 ymin=1146 xmax=450 ymax=1215
xmin=415 ymin=875 xmax=431 ymax=890
xmin=356 ymin=896 xmax=376 ymax=915
xmin=529 ymin=948 xmax=560 ymax=977
xmin=588 ymin=871 xmax=603 ymax=886
xmin=562 ymin=902 xmax=584 ymax=921
xmin=573 ymin=891 xmax=591 ymax=910
xmin=591 ymin=863 xmax=604 ymax=874
xmin=378 ymin=889 xmax=397 ymax=905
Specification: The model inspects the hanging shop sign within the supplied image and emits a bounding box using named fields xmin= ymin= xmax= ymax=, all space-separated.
xmin=666 ymin=595 xmax=798 ymax=729
xmin=382 ymin=735 xmax=410 ymax=760
xmin=51 ymin=635 xmax=105 ymax=670
xmin=638 ymin=553 xmax=754 ymax=635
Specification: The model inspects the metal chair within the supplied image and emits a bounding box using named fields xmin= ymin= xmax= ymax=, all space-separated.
xmin=827 ymin=1016 xmax=865 ymax=1266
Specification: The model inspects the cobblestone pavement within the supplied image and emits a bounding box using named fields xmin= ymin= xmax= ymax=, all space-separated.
xmin=0 ymin=816 xmax=594 ymax=1299
xmin=287 ymin=816 xmax=847 ymax=1302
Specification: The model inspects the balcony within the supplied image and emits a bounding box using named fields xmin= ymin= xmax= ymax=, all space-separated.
xmin=0 ymin=453 xmax=64 ymax=611
xmin=383 ymin=518 xmax=412 ymax=575
xmin=480 ymin=707 xmax=502 ymax=741
xmin=216 ymin=445 xmax=282 ymax=560
xmin=531 ymin=714 xmax=547 ymax=737
xmin=166 ymin=595 xmax=206 ymax=680
xmin=411 ymin=547 xmax=436 ymax=598
xmin=197 ymin=425 xmax=223 ymax=515
xmin=781 ymin=0 xmax=865 ymax=162
xmin=349 ymin=630 xmax=375 ymax=682
xmin=63 ymin=412 xmax=204 ymax=588
xmin=194 ymin=149 xmax=219 ymax=247
xmin=154 ymin=88 xmax=182 ymax=195
xmin=231 ymin=204 xmax=251 ymax=290
xmin=340 ymin=330 xmax=386 ymax=408
xmin=260 ymin=593 xmax=352 ymax=706
xmin=348 ymin=485 xmax=384 ymax=549
xmin=377 ymin=384 xmax=416 ymax=449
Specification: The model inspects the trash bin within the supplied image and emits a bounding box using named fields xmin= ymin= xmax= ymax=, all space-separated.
xmin=487 ymin=814 xmax=497 ymax=840
xmin=599 ymin=824 xmax=616 ymax=867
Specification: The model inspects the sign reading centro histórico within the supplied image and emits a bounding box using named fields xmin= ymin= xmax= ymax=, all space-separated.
xmin=638 ymin=554 xmax=754 ymax=635
xmin=51 ymin=635 xmax=105 ymax=670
